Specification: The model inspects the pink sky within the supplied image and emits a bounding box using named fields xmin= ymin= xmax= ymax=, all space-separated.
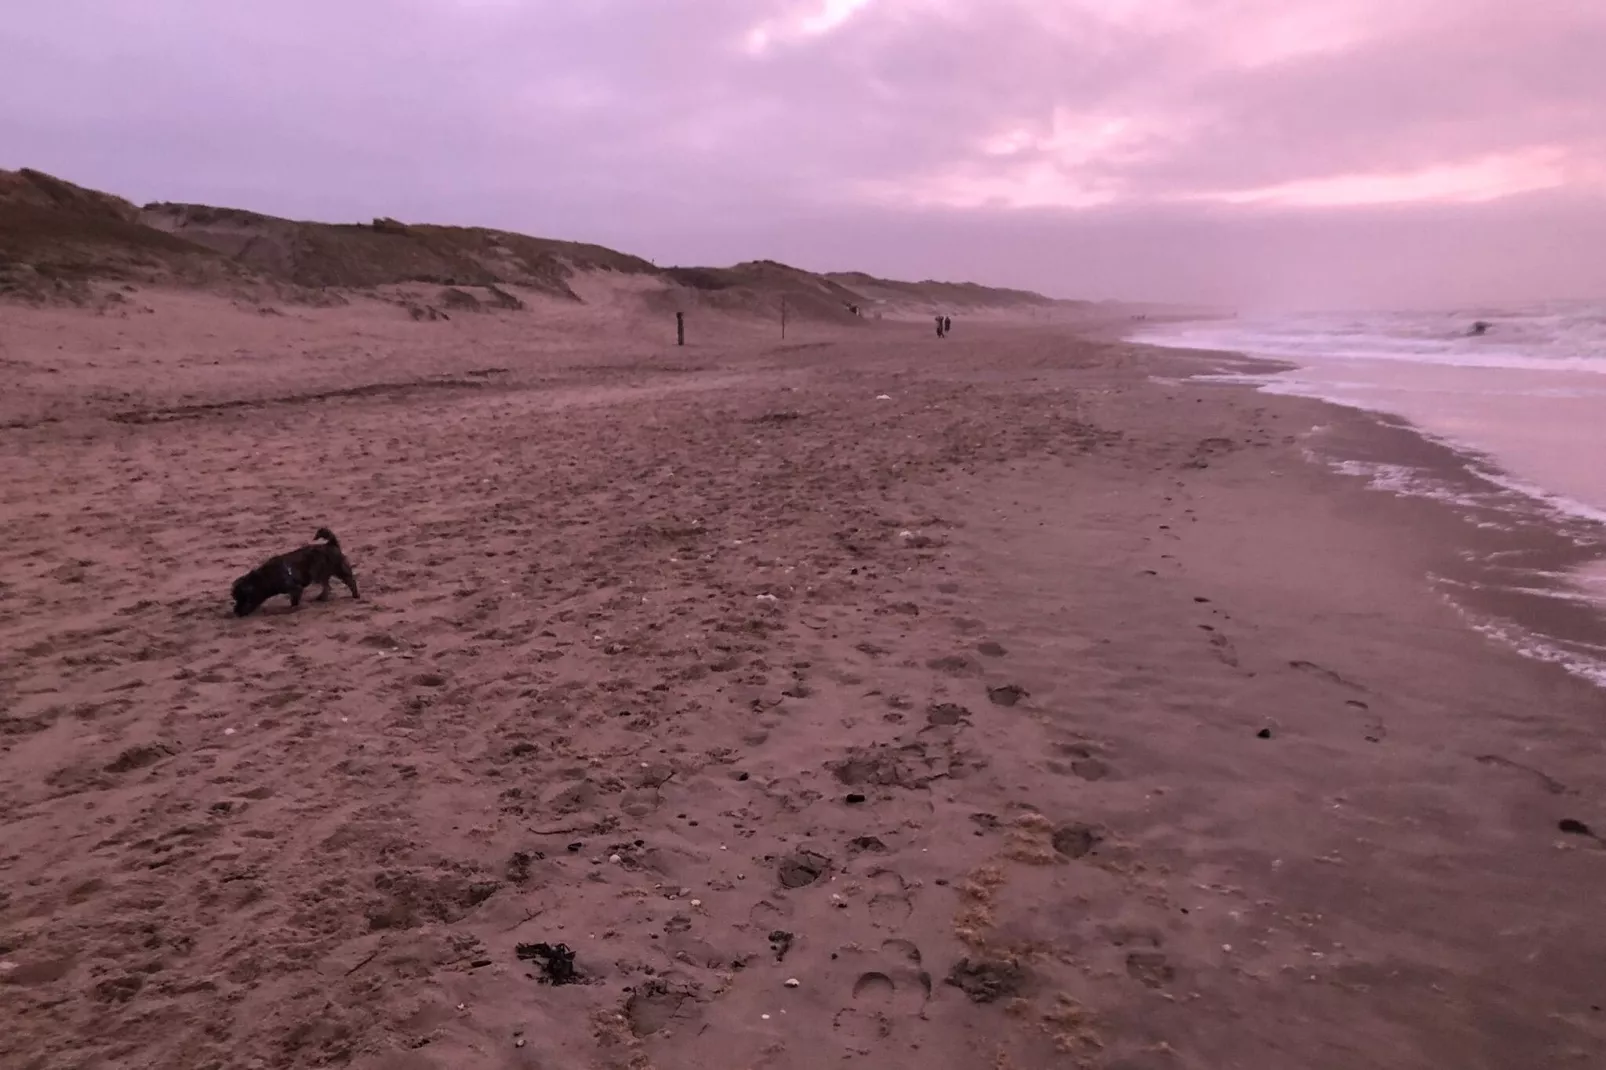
xmin=3 ymin=0 xmax=1603 ymax=306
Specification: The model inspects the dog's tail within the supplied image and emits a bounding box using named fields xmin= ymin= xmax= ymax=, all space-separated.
xmin=314 ymin=527 xmax=340 ymax=548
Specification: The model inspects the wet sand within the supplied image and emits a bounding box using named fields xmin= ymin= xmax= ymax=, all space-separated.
xmin=2 ymin=291 xmax=1604 ymax=1070
xmin=1238 ymin=357 xmax=1606 ymax=524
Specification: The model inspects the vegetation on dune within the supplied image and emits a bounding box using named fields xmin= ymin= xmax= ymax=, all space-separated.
xmin=2 ymin=168 xmax=1069 ymax=315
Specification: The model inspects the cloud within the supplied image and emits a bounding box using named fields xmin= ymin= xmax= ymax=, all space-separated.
xmin=1 ymin=0 xmax=1601 ymax=302
xmin=831 ymin=0 xmax=1606 ymax=210
xmin=743 ymin=0 xmax=880 ymax=54
xmin=1196 ymin=149 xmax=1575 ymax=208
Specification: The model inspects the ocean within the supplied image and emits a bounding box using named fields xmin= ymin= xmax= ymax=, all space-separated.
xmin=1135 ymin=301 xmax=1606 ymax=687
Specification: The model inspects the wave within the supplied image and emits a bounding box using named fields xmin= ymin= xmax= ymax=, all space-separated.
xmin=1138 ymin=300 xmax=1606 ymax=374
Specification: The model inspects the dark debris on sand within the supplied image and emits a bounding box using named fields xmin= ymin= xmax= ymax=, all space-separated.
xmin=946 ymin=956 xmax=1025 ymax=1003
xmin=515 ymin=941 xmax=581 ymax=985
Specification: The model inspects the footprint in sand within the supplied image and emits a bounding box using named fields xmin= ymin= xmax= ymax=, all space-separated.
xmin=832 ymin=1007 xmax=892 ymax=1048
xmin=1103 ymin=923 xmax=1164 ymax=950
xmin=866 ymin=868 xmax=914 ymax=929
xmin=828 ymin=745 xmax=938 ymax=791
xmin=1205 ymin=629 xmax=1240 ymax=667
xmin=851 ymin=972 xmax=896 ymax=1000
xmin=986 ymin=684 xmax=1028 ymax=707
xmin=1052 ymin=823 xmax=1105 ymax=860
xmin=104 ymin=741 xmax=178 ymax=774
xmin=945 ymin=956 xmax=1026 ymax=1003
xmin=749 ymin=899 xmax=793 ymax=932
xmin=830 ymin=940 xmax=932 ymax=1050
xmin=847 ymin=835 xmax=889 ymax=855
xmin=625 ymin=979 xmax=701 ymax=1037
xmin=1346 ymin=698 xmax=1388 ymax=743
xmin=1290 ymin=659 xmax=1367 ymax=692
xmin=1125 ymin=950 xmax=1177 ymax=989
xmin=1051 ymin=740 xmax=1114 ymax=781
xmin=1474 ymin=753 xmax=1570 ymax=795
xmin=1069 ymin=756 xmax=1112 ymax=780
xmin=926 ymin=654 xmax=977 ymax=676
xmin=776 ymin=849 xmax=832 ymax=889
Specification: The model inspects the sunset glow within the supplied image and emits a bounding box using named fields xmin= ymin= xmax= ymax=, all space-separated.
xmin=1200 ymin=150 xmax=1576 ymax=207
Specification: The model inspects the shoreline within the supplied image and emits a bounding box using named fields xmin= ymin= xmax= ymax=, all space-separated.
xmin=2 ymin=297 xmax=1604 ymax=1068
xmin=1126 ymin=335 xmax=1606 ymax=689
xmin=1129 ymin=310 xmax=1606 ymax=527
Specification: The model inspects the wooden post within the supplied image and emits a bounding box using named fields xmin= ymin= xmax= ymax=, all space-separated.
xmin=781 ymin=297 xmax=788 ymax=340
xmin=676 ymin=311 xmax=685 ymax=347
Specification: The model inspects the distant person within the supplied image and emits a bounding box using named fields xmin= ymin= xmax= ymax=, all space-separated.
xmin=943 ymin=315 xmax=952 ymax=335
xmin=935 ymin=314 xmax=945 ymax=338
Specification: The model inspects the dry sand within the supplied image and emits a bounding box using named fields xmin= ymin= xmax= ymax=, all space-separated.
xmin=2 ymin=285 xmax=1604 ymax=1070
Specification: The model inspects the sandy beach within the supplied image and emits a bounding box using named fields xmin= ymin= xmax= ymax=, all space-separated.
xmin=3 ymin=287 xmax=1605 ymax=1070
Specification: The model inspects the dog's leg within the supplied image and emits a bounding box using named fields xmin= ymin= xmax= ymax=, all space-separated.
xmin=317 ymin=580 xmax=332 ymax=601
xmin=288 ymin=585 xmax=304 ymax=609
xmin=339 ymin=563 xmax=361 ymax=599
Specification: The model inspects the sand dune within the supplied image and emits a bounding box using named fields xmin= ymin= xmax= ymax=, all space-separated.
xmin=2 ymin=169 xmax=1074 ymax=325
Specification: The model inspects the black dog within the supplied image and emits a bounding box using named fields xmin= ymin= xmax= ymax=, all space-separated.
xmin=232 ymin=528 xmax=360 ymax=617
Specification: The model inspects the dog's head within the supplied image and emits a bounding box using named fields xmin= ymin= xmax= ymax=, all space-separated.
xmin=231 ymin=571 xmax=267 ymax=616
